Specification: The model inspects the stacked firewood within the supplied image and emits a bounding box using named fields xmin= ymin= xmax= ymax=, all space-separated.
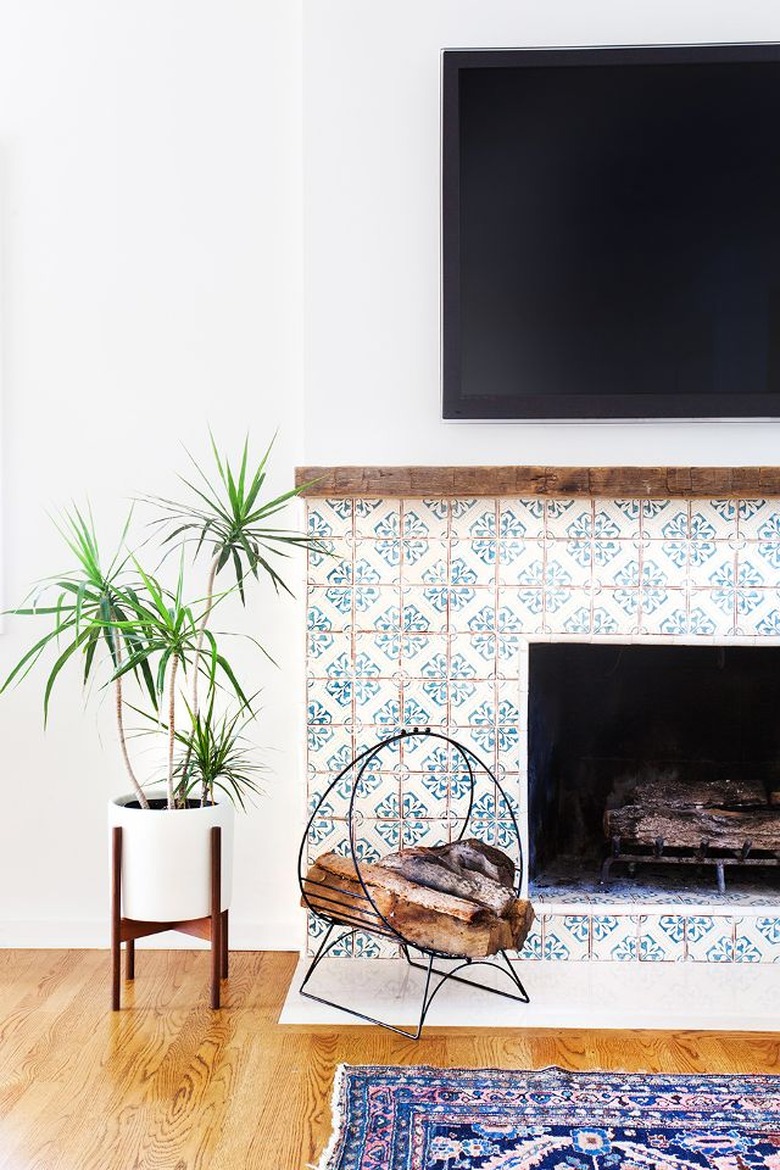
xmin=303 ymin=838 xmax=534 ymax=958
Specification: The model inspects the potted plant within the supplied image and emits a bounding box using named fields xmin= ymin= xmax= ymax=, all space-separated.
xmin=2 ymin=434 xmax=319 ymax=978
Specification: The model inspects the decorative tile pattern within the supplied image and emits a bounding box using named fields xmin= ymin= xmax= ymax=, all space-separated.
xmin=638 ymin=915 xmax=687 ymax=962
xmin=306 ymin=495 xmax=780 ymax=961
xmin=590 ymin=914 xmax=639 ymax=961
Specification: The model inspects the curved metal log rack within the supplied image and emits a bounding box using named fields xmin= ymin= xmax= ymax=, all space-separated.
xmin=297 ymin=727 xmax=531 ymax=1038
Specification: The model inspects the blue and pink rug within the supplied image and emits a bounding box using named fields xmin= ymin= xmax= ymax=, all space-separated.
xmin=317 ymin=1064 xmax=780 ymax=1169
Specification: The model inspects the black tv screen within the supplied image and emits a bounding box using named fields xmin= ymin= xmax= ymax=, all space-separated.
xmin=442 ymin=44 xmax=780 ymax=420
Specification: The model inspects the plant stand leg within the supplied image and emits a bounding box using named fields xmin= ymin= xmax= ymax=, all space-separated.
xmin=221 ymin=910 xmax=229 ymax=979
xmin=210 ymin=826 xmax=222 ymax=1009
xmin=111 ymin=826 xmax=122 ymax=1010
xmin=126 ymin=939 xmax=135 ymax=981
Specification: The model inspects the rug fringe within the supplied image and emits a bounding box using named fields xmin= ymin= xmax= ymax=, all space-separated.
xmin=310 ymin=1063 xmax=347 ymax=1170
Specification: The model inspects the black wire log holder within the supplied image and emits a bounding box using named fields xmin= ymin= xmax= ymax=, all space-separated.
xmin=297 ymin=728 xmax=531 ymax=1038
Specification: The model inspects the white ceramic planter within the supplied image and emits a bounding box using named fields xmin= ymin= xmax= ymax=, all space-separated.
xmin=109 ymin=790 xmax=235 ymax=922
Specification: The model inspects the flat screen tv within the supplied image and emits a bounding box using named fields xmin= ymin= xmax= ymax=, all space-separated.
xmin=442 ymin=43 xmax=780 ymax=420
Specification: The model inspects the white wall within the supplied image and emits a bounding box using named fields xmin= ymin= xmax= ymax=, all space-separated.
xmin=0 ymin=1 xmax=306 ymax=948
xmin=303 ymin=0 xmax=780 ymax=465
xmin=4 ymin=0 xmax=780 ymax=955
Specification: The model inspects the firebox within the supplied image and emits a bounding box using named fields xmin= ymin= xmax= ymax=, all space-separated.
xmin=527 ymin=642 xmax=780 ymax=894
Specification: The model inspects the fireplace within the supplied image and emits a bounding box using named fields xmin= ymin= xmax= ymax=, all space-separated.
xmin=302 ymin=469 xmax=780 ymax=963
xmin=527 ymin=642 xmax=780 ymax=895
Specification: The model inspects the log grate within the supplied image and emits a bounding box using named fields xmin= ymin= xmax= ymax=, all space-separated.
xmin=600 ymin=836 xmax=780 ymax=895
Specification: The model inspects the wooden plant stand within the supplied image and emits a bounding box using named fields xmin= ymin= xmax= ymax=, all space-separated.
xmin=110 ymin=825 xmax=229 ymax=1010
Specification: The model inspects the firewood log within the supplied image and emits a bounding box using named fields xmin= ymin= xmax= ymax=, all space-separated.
xmin=302 ymin=845 xmax=534 ymax=959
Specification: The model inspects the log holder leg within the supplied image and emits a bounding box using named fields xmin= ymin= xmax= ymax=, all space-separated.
xmin=111 ymin=825 xmax=229 ymax=1010
xmin=298 ymin=923 xmax=530 ymax=1040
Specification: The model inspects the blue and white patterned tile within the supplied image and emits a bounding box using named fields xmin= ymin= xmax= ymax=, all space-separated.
xmin=353 ymin=499 xmax=402 ymax=538
xmin=691 ymin=500 xmax=738 ymax=540
xmin=401 ymin=499 xmax=449 ymax=540
xmin=494 ymin=588 xmax=545 ymax=636
xmin=352 ymin=587 xmax=402 ymax=632
xmin=444 ymin=632 xmax=497 ymax=679
xmin=638 ymin=589 xmax=689 ymax=636
xmin=307 ymin=539 xmax=340 ymax=578
xmin=441 ymin=588 xmax=497 ymax=634
xmin=733 ymin=916 xmax=780 ymax=963
xmin=400 ymin=733 xmax=455 ymax=774
xmin=589 ymin=587 xmax=638 ymax=632
xmin=544 ymin=499 xmax=594 ymax=539
xmin=517 ymin=915 xmax=543 ymax=960
xmin=686 ymin=542 xmax=736 ymax=590
xmin=416 ymin=765 xmax=470 ymax=808
xmin=638 ymin=914 xmax=686 ymax=961
xmin=398 ymin=587 xmax=451 ymax=635
xmin=305 ymin=816 xmax=353 ymax=864
xmin=353 ymin=627 xmax=401 ymax=672
xmin=591 ymin=537 xmax=640 ymax=580
xmin=352 ymin=931 xmax=399 ymax=959
xmin=738 ymin=499 xmax=780 ymax=540
xmin=450 ymin=499 xmax=498 ymax=537
xmin=308 ymin=578 xmax=351 ymax=623
xmin=683 ymin=590 xmax=724 ymax=637
xmin=306 ymin=729 xmax=356 ymax=776
xmin=544 ymin=540 xmax=593 ymax=588
xmin=542 ymin=913 xmax=590 ymax=961
xmin=346 ymin=770 xmax=400 ymax=821
xmin=497 ymin=540 xmax=545 ymax=587
xmin=307 ymin=630 xmax=355 ymax=675
xmin=685 ymin=915 xmax=735 ymax=962
xmin=362 ymin=689 xmax=406 ymax=733
xmin=307 ymin=676 xmax=355 ymax=724
xmin=353 ymin=538 xmax=402 ymax=584
xmin=398 ymin=632 xmax=449 ymax=676
xmin=590 ymin=914 xmax=639 ymax=961
xmin=401 ymin=771 xmax=451 ymax=822
xmin=594 ymin=499 xmax=642 ymax=540
xmin=400 ymin=679 xmax=449 ymax=728
xmin=398 ymin=540 xmax=449 ymax=584
xmin=640 ymin=500 xmax=689 ymax=540
xmin=500 ymin=498 xmax=546 ymax=540
xmin=307 ymin=499 xmax=354 ymax=538
xmin=639 ymin=544 xmax=687 ymax=588
xmin=733 ymin=586 xmax=780 ymax=635
xmin=308 ymin=545 xmax=353 ymax=587
xmin=746 ymin=540 xmax=780 ymax=576
xmin=745 ymin=593 xmax=780 ymax=637
xmin=689 ymin=580 xmax=737 ymax=631
xmin=543 ymin=591 xmax=593 ymax=636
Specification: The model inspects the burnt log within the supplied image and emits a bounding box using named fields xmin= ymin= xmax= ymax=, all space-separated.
xmin=604 ymin=804 xmax=780 ymax=852
xmin=303 ymin=841 xmax=534 ymax=959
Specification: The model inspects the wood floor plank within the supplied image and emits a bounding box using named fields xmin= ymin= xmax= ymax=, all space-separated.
xmin=0 ymin=950 xmax=776 ymax=1170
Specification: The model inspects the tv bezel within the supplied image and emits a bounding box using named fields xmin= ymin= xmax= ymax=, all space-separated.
xmin=441 ymin=42 xmax=780 ymax=422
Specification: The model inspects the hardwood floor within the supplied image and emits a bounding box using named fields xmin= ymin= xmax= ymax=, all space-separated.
xmin=0 ymin=950 xmax=777 ymax=1170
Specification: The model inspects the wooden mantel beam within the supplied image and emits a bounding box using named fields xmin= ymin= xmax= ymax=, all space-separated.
xmin=295 ymin=465 xmax=780 ymax=499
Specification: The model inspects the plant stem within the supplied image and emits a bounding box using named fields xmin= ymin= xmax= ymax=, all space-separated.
xmin=114 ymin=631 xmax=150 ymax=809
xmin=167 ymin=653 xmax=179 ymax=809
xmin=192 ymin=553 xmax=219 ymax=808
xmin=192 ymin=553 xmax=220 ymax=718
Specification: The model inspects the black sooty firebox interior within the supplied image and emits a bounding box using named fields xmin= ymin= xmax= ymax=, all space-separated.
xmin=527 ymin=643 xmax=780 ymax=890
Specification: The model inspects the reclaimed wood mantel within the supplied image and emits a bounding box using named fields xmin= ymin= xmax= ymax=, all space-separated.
xmin=295 ymin=466 xmax=780 ymax=499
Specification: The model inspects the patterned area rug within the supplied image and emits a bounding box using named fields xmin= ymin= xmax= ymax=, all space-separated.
xmin=317 ymin=1065 xmax=780 ymax=1169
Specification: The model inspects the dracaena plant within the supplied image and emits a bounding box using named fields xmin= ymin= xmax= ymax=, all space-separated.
xmin=2 ymin=435 xmax=321 ymax=810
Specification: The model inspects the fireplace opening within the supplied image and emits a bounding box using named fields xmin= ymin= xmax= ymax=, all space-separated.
xmin=527 ymin=642 xmax=780 ymax=897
